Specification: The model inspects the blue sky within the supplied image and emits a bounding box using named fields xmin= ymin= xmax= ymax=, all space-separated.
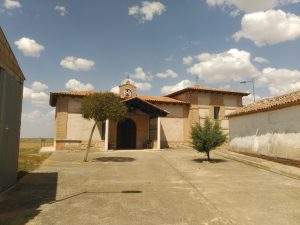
xmin=1 ymin=0 xmax=300 ymax=137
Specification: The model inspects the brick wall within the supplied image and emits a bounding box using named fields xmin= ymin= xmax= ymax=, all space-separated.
xmin=55 ymin=97 xmax=68 ymax=143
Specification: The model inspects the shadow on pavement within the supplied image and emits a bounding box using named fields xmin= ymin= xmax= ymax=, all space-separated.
xmin=49 ymin=190 xmax=142 ymax=204
xmin=0 ymin=172 xmax=58 ymax=225
xmin=192 ymin=158 xmax=227 ymax=164
xmin=93 ymin=157 xmax=136 ymax=162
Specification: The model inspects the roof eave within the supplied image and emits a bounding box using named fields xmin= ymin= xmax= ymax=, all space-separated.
xmin=227 ymin=99 xmax=300 ymax=118
xmin=124 ymin=97 xmax=169 ymax=117
xmin=49 ymin=93 xmax=57 ymax=107
xmin=146 ymin=100 xmax=190 ymax=105
xmin=165 ymin=88 xmax=249 ymax=97
xmin=0 ymin=26 xmax=25 ymax=81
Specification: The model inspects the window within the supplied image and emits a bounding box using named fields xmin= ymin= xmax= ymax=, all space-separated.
xmin=214 ymin=107 xmax=220 ymax=120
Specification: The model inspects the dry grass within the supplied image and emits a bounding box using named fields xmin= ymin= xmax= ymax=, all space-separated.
xmin=18 ymin=138 xmax=54 ymax=177
xmin=20 ymin=138 xmax=53 ymax=149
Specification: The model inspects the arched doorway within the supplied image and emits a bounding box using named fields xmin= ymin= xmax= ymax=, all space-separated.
xmin=117 ymin=118 xmax=136 ymax=149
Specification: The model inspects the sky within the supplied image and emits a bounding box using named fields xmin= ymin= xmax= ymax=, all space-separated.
xmin=1 ymin=0 xmax=300 ymax=137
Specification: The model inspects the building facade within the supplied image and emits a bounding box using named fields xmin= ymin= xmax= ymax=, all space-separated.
xmin=228 ymin=91 xmax=300 ymax=160
xmin=50 ymin=81 xmax=248 ymax=151
xmin=0 ymin=27 xmax=25 ymax=192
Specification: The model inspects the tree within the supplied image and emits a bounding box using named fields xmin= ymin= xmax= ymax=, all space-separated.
xmin=81 ymin=92 xmax=127 ymax=162
xmin=191 ymin=117 xmax=226 ymax=161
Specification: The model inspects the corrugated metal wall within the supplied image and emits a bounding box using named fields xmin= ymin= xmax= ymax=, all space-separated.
xmin=0 ymin=68 xmax=23 ymax=192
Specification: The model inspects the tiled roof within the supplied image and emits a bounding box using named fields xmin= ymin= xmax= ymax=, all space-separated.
xmin=166 ymin=85 xmax=249 ymax=97
xmin=139 ymin=96 xmax=189 ymax=105
xmin=50 ymin=91 xmax=189 ymax=106
xmin=50 ymin=91 xmax=95 ymax=106
xmin=50 ymin=91 xmax=95 ymax=97
xmin=227 ymin=91 xmax=300 ymax=118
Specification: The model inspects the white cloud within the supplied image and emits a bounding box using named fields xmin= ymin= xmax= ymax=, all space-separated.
xmin=3 ymin=0 xmax=21 ymax=10
xmin=22 ymin=109 xmax=54 ymax=124
xmin=136 ymin=82 xmax=152 ymax=91
xmin=128 ymin=67 xmax=152 ymax=81
xmin=23 ymin=82 xmax=49 ymax=106
xmin=65 ymin=79 xmax=95 ymax=92
xmin=127 ymin=79 xmax=152 ymax=92
xmin=60 ymin=56 xmax=95 ymax=71
xmin=230 ymin=9 xmax=241 ymax=17
xmin=243 ymin=94 xmax=262 ymax=105
xmin=156 ymin=69 xmax=178 ymax=79
xmin=184 ymin=48 xmax=300 ymax=97
xmin=188 ymin=49 xmax=258 ymax=83
xmin=183 ymin=56 xmax=193 ymax=66
xmin=233 ymin=10 xmax=300 ymax=46
xmin=111 ymin=86 xmax=120 ymax=94
xmin=128 ymin=67 xmax=178 ymax=80
xmin=14 ymin=37 xmax=45 ymax=58
xmin=218 ymin=84 xmax=232 ymax=90
xmin=161 ymin=80 xmax=193 ymax=95
xmin=254 ymin=57 xmax=270 ymax=64
xmin=21 ymin=109 xmax=55 ymax=137
xmin=54 ymin=5 xmax=67 ymax=16
xmin=23 ymin=87 xmax=33 ymax=99
xmin=258 ymin=67 xmax=300 ymax=95
xmin=206 ymin=0 xmax=299 ymax=13
xmin=31 ymin=81 xmax=48 ymax=92
xmin=129 ymin=1 xmax=166 ymax=22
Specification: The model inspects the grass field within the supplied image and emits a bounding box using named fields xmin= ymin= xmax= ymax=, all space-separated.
xmin=18 ymin=138 xmax=54 ymax=175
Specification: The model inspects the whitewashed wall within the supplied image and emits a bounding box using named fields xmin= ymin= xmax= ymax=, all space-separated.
xmin=153 ymin=103 xmax=185 ymax=143
xmin=229 ymin=105 xmax=300 ymax=160
xmin=67 ymin=98 xmax=103 ymax=141
xmin=67 ymin=114 xmax=102 ymax=141
xmin=160 ymin=118 xmax=184 ymax=142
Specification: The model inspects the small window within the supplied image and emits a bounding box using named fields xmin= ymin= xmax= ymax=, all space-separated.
xmin=214 ymin=107 xmax=220 ymax=120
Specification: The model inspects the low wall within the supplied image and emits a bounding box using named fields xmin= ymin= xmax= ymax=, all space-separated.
xmin=230 ymin=133 xmax=300 ymax=160
xmin=55 ymin=140 xmax=104 ymax=151
xmin=229 ymin=105 xmax=300 ymax=160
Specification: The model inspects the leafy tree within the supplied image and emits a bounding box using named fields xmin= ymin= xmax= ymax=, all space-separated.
xmin=191 ymin=117 xmax=226 ymax=161
xmin=81 ymin=92 xmax=127 ymax=161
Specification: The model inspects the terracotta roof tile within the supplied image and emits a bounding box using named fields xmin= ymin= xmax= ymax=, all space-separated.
xmin=50 ymin=91 xmax=95 ymax=96
xmin=227 ymin=91 xmax=300 ymax=118
xmin=166 ymin=85 xmax=249 ymax=97
xmin=139 ymin=95 xmax=189 ymax=105
xmin=50 ymin=91 xmax=96 ymax=106
xmin=50 ymin=91 xmax=189 ymax=106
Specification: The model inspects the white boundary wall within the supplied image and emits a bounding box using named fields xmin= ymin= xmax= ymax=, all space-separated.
xmin=229 ymin=105 xmax=300 ymax=160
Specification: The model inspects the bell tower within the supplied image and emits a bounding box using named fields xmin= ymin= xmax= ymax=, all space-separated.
xmin=119 ymin=80 xmax=137 ymax=99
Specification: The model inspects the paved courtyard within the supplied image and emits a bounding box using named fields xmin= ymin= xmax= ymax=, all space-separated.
xmin=0 ymin=149 xmax=300 ymax=225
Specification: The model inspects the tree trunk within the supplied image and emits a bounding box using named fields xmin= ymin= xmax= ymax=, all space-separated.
xmin=206 ymin=151 xmax=210 ymax=161
xmin=83 ymin=122 xmax=97 ymax=162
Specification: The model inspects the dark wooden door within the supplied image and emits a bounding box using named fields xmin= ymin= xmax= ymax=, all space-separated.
xmin=117 ymin=118 xmax=136 ymax=149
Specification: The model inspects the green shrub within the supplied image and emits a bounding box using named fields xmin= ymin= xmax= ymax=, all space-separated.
xmin=191 ymin=117 xmax=226 ymax=160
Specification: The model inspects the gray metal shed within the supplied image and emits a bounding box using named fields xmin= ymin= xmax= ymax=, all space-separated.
xmin=0 ymin=26 xmax=25 ymax=192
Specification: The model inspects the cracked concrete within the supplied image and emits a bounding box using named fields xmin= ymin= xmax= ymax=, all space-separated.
xmin=0 ymin=149 xmax=299 ymax=225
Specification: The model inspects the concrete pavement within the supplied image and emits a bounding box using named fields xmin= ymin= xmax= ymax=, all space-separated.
xmin=0 ymin=149 xmax=299 ymax=225
xmin=215 ymin=149 xmax=300 ymax=179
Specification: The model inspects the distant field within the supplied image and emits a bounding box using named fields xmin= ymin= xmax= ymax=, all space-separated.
xmin=18 ymin=138 xmax=54 ymax=176
xmin=20 ymin=138 xmax=54 ymax=149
